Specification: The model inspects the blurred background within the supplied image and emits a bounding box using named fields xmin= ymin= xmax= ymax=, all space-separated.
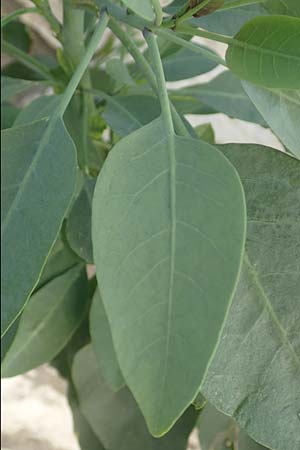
xmin=1 ymin=1 xmax=282 ymax=449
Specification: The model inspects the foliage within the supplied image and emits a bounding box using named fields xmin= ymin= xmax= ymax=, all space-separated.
xmin=1 ymin=1 xmax=299 ymax=449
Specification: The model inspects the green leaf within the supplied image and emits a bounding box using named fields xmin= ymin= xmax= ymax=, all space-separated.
xmin=14 ymin=95 xmax=60 ymax=126
xmin=37 ymin=234 xmax=79 ymax=289
xmin=103 ymin=94 xmax=161 ymax=137
xmin=121 ymin=0 xmax=155 ymax=22
xmin=172 ymin=71 xmax=265 ymax=124
xmin=1 ymin=76 xmax=39 ymax=103
xmin=92 ymin=117 xmax=246 ymax=435
xmin=106 ymin=59 xmax=134 ymax=89
xmin=90 ymin=289 xmax=125 ymax=391
xmin=162 ymin=47 xmax=217 ymax=81
xmin=72 ymin=344 xmax=198 ymax=450
xmin=195 ymin=123 xmax=215 ymax=144
xmin=263 ymin=0 xmax=300 ymax=17
xmin=1 ymin=117 xmax=77 ymax=337
xmin=2 ymin=20 xmax=31 ymax=52
xmin=66 ymin=178 xmax=96 ymax=263
xmin=243 ymin=82 xmax=300 ymax=158
xmin=1 ymin=103 xmax=20 ymax=129
xmin=1 ymin=265 xmax=88 ymax=377
xmin=198 ymin=403 xmax=268 ymax=450
xmin=202 ymin=144 xmax=300 ymax=450
xmin=68 ymin=384 xmax=106 ymax=450
xmin=191 ymin=3 xmax=266 ymax=35
xmin=1 ymin=318 xmax=19 ymax=362
xmin=226 ymin=15 xmax=300 ymax=89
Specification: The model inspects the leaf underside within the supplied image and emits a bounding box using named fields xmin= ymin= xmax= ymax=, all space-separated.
xmin=92 ymin=118 xmax=246 ymax=435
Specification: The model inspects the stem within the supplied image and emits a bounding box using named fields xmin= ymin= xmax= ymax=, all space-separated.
xmin=144 ymin=30 xmax=174 ymax=135
xmin=1 ymin=40 xmax=55 ymax=81
xmin=177 ymin=25 xmax=233 ymax=45
xmin=176 ymin=0 xmax=214 ymax=25
xmin=151 ymin=0 xmax=163 ymax=26
xmin=55 ymin=11 xmax=109 ymax=118
xmin=31 ymin=0 xmax=61 ymax=35
xmin=1 ymin=7 xmax=38 ymax=27
xmin=157 ymin=29 xmax=227 ymax=66
xmin=109 ymin=18 xmax=191 ymax=137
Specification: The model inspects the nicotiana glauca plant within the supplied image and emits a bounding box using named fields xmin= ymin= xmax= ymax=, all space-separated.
xmin=1 ymin=0 xmax=299 ymax=449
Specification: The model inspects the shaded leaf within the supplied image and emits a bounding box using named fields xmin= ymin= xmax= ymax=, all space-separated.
xmin=1 ymin=76 xmax=39 ymax=103
xmin=121 ymin=0 xmax=155 ymax=22
xmin=189 ymin=0 xmax=224 ymax=17
xmin=162 ymin=47 xmax=217 ymax=81
xmin=14 ymin=95 xmax=60 ymax=126
xmin=198 ymin=403 xmax=268 ymax=450
xmin=172 ymin=71 xmax=265 ymax=124
xmin=226 ymin=15 xmax=300 ymax=89
xmin=66 ymin=178 xmax=96 ymax=263
xmin=106 ymin=59 xmax=134 ymax=89
xmin=195 ymin=123 xmax=215 ymax=143
xmin=1 ymin=103 xmax=20 ymax=129
xmin=263 ymin=0 xmax=300 ymax=17
xmin=2 ymin=21 xmax=31 ymax=52
xmin=2 ymin=265 xmax=88 ymax=377
xmin=1 ymin=117 xmax=77 ymax=337
xmin=202 ymin=144 xmax=300 ymax=450
xmin=72 ymin=344 xmax=198 ymax=450
xmin=90 ymin=289 xmax=125 ymax=391
xmin=243 ymin=82 xmax=300 ymax=158
xmin=92 ymin=118 xmax=246 ymax=435
xmin=103 ymin=94 xmax=160 ymax=136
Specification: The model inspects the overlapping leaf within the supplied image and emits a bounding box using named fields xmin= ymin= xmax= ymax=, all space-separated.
xmin=202 ymin=144 xmax=300 ymax=450
xmin=2 ymin=265 xmax=88 ymax=377
xmin=243 ymin=82 xmax=300 ymax=158
xmin=1 ymin=117 xmax=77 ymax=337
xmin=92 ymin=117 xmax=246 ymax=435
xmin=72 ymin=344 xmax=198 ymax=450
xmin=226 ymin=16 xmax=300 ymax=89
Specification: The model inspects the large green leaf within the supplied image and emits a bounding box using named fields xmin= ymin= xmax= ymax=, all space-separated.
xmin=66 ymin=178 xmax=96 ymax=263
xmin=1 ymin=103 xmax=19 ymax=129
xmin=2 ymin=21 xmax=31 ymax=52
xmin=162 ymin=47 xmax=217 ymax=81
xmin=1 ymin=265 xmax=88 ymax=377
xmin=226 ymin=15 xmax=300 ymax=89
xmin=243 ymin=82 xmax=300 ymax=158
xmin=172 ymin=71 xmax=265 ymax=125
xmin=90 ymin=289 xmax=125 ymax=391
xmin=72 ymin=344 xmax=198 ymax=450
xmin=1 ymin=76 xmax=39 ymax=103
xmin=103 ymin=94 xmax=160 ymax=137
xmin=263 ymin=0 xmax=300 ymax=17
xmin=1 ymin=117 xmax=77 ymax=337
xmin=92 ymin=117 xmax=246 ymax=435
xmin=198 ymin=403 xmax=268 ymax=450
xmin=14 ymin=95 xmax=60 ymax=126
xmin=202 ymin=144 xmax=300 ymax=450
xmin=121 ymin=0 xmax=155 ymax=21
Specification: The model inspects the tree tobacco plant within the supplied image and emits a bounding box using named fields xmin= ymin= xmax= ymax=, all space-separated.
xmin=1 ymin=1 xmax=300 ymax=449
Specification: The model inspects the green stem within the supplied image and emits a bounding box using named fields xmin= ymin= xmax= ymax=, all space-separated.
xmin=176 ymin=0 xmax=214 ymax=25
xmin=55 ymin=12 xmax=109 ymax=118
xmin=109 ymin=18 xmax=191 ymax=137
xmin=31 ymin=0 xmax=61 ymax=35
xmin=1 ymin=40 xmax=55 ymax=81
xmin=1 ymin=7 xmax=38 ymax=27
xmin=177 ymin=25 xmax=233 ymax=45
xmin=151 ymin=0 xmax=163 ymax=26
xmin=157 ymin=29 xmax=227 ymax=66
xmin=144 ymin=30 xmax=174 ymax=135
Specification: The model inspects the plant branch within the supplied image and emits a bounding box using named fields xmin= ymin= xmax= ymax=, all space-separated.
xmin=144 ymin=30 xmax=174 ymax=135
xmin=220 ymin=0 xmax=266 ymax=10
xmin=157 ymin=28 xmax=227 ymax=66
xmin=177 ymin=25 xmax=233 ymax=44
xmin=151 ymin=0 xmax=163 ymax=26
xmin=1 ymin=7 xmax=38 ymax=28
xmin=108 ymin=18 xmax=191 ymax=137
xmin=55 ymin=11 xmax=109 ymax=118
